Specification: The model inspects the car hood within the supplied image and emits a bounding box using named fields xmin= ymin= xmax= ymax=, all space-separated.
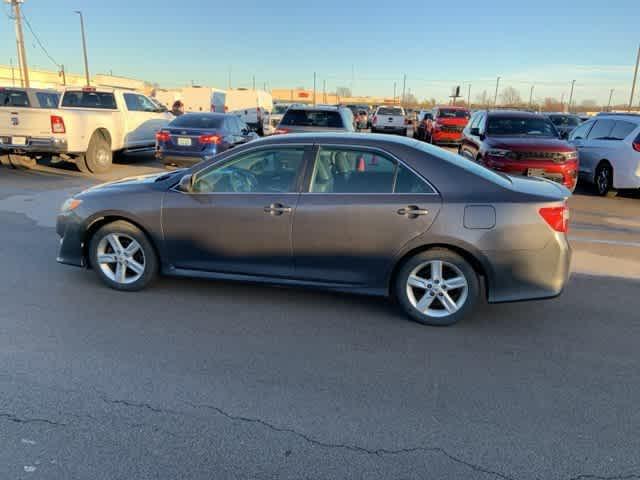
xmin=79 ymin=171 xmax=178 ymax=196
xmin=486 ymin=136 xmax=574 ymax=152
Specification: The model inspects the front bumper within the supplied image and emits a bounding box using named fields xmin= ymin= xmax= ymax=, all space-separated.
xmin=0 ymin=136 xmax=68 ymax=154
xmin=485 ymin=157 xmax=578 ymax=190
xmin=432 ymin=130 xmax=463 ymax=144
xmin=486 ymin=232 xmax=572 ymax=303
xmin=56 ymin=211 xmax=86 ymax=267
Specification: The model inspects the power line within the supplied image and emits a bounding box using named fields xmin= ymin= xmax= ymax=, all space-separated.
xmin=21 ymin=11 xmax=60 ymax=68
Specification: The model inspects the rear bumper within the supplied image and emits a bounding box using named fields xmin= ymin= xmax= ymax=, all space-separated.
xmin=486 ymin=233 xmax=572 ymax=303
xmin=156 ymin=150 xmax=213 ymax=167
xmin=0 ymin=136 xmax=68 ymax=154
xmin=372 ymin=125 xmax=406 ymax=133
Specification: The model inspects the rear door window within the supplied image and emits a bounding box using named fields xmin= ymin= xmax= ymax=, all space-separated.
xmin=0 ymin=89 xmax=30 ymax=107
xmin=394 ymin=164 xmax=434 ymax=194
xmin=609 ymin=121 xmax=637 ymax=141
xmin=569 ymin=121 xmax=593 ymax=140
xmin=61 ymin=91 xmax=117 ymax=109
xmin=586 ymin=120 xmax=615 ymax=140
xmin=310 ymin=147 xmax=397 ymax=194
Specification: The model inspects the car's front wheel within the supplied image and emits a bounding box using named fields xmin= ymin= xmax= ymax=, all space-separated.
xmin=89 ymin=220 xmax=158 ymax=291
xmin=394 ymin=249 xmax=480 ymax=326
xmin=594 ymin=163 xmax=616 ymax=197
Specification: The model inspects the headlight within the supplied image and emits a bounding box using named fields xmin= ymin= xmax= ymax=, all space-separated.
xmin=565 ymin=151 xmax=578 ymax=161
xmin=486 ymin=149 xmax=514 ymax=158
xmin=61 ymin=198 xmax=82 ymax=212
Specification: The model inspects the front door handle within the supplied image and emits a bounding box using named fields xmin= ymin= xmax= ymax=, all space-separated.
xmin=397 ymin=206 xmax=429 ymax=217
xmin=264 ymin=203 xmax=292 ymax=216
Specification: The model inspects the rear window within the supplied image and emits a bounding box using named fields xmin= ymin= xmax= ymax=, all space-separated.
xmin=61 ymin=91 xmax=117 ymax=109
xmin=438 ymin=108 xmax=470 ymax=119
xmin=377 ymin=107 xmax=404 ymax=116
xmin=170 ymin=114 xmax=224 ymax=129
xmin=35 ymin=92 xmax=59 ymax=108
xmin=549 ymin=115 xmax=580 ymax=127
xmin=272 ymin=104 xmax=289 ymax=114
xmin=280 ymin=109 xmax=344 ymax=128
xmin=0 ymin=89 xmax=30 ymax=107
xmin=609 ymin=121 xmax=637 ymax=140
xmin=487 ymin=116 xmax=557 ymax=137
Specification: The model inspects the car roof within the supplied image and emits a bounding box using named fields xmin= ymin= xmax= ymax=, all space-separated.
xmin=435 ymin=105 xmax=468 ymax=110
xmin=288 ymin=105 xmax=341 ymax=111
xmin=181 ymin=112 xmax=226 ymax=118
xmin=246 ymin=132 xmax=418 ymax=147
xmin=487 ymin=110 xmax=547 ymax=119
xmin=595 ymin=113 xmax=640 ymax=122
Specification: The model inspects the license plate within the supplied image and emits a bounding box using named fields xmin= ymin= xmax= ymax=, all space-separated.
xmin=527 ymin=168 xmax=545 ymax=177
xmin=11 ymin=136 xmax=27 ymax=146
xmin=177 ymin=137 xmax=192 ymax=146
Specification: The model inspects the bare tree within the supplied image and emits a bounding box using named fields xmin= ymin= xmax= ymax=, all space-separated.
xmin=500 ymin=86 xmax=522 ymax=106
xmin=542 ymin=97 xmax=562 ymax=112
xmin=579 ymin=99 xmax=598 ymax=111
xmin=475 ymin=90 xmax=489 ymax=108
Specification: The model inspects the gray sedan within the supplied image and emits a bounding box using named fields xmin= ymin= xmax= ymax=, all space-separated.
xmin=56 ymin=134 xmax=571 ymax=326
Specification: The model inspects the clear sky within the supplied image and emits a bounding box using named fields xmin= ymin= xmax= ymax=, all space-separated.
xmin=1 ymin=0 xmax=638 ymax=105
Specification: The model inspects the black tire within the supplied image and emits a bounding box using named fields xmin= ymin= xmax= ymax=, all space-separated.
xmin=89 ymin=220 xmax=158 ymax=291
xmin=85 ymin=131 xmax=112 ymax=174
xmin=594 ymin=163 xmax=616 ymax=197
xmin=75 ymin=155 xmax=91 ymax=174
xmin=394 ymin=248 xmax=480 ymax=326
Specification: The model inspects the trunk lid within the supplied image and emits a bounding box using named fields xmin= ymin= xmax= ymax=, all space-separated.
xmin=163 ymin=127 xmax=223 ymax=152
xmin=0 ymin=107 xmax=57 ymax=137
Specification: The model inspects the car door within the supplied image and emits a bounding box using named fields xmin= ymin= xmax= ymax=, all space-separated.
xmin=578 ymin=119 xmax=615 ymax=181
xmin=162 ymin=145 xmax=312 ymax=277
xmin=568 ymin=120 xmax=596 ymax=178
xmin=292 ymin=145 xmax=441 ymax=287
xmin=122 ymin=93 xmax=171 ymax=148
xmin=460 ymin=112 xmax=480 ymax=158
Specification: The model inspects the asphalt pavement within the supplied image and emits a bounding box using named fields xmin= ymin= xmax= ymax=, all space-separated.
xmin=0 ymin=153 xmax=639 ymax=480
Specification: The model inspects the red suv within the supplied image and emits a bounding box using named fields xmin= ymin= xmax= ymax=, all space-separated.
xmin=459 ymin=110 xmax=578 ymax=191
xmin=431 ymin=106 xmax=471 ymax=145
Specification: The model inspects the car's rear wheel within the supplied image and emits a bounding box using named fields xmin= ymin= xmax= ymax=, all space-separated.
xmin=594 ymin=163 xmax=616 ymax=197
xmin=85 ymin=132 xmax=112 ymax=174
xmin=89 ymin=220 xmax=158 ymax=291
xmin=394 ymin=249 xmax=480 ymax=326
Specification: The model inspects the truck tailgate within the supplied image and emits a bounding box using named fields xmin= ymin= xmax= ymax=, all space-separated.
xmin=0 ymin=107 xmax=55 ymax=137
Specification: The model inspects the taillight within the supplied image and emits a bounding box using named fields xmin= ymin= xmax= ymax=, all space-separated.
xmin=155 ymin=130 xmax=171 ymax=142
xmin=274 ymin=128 xmax=291 ymax=135
xmin=539 ymin=205 xmax=569 ymax=233
xmin=633 ymin=133 xmax=640 ymax=152
xmin=51 ymin=115 xmax=65 ymax=134
xmin=199 ymin=134 xmax=221 ymax=144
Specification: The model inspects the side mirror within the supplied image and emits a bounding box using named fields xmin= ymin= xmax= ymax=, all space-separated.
xmin=178 ymin=173 xmax=193 ymax=192
xmin=470 ymin=127 xmax=480 ymax=136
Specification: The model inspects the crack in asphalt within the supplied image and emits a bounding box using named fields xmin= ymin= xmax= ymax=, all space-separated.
xmin=0 ymin=412 xmax=66 ymax=426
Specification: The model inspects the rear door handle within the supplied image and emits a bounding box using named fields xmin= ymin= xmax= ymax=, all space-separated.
xmin=264 ymin=203 xmax=292 ymax=216
xmin=397 ymin=206 xmax=429 ymax=216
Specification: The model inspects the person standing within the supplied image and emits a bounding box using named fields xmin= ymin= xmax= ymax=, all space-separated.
xmin=171 ymin=100 xmax=185 ymax=117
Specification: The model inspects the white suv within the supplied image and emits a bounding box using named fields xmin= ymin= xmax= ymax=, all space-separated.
xmin=569 ymin=113 xmax=640 ymax=196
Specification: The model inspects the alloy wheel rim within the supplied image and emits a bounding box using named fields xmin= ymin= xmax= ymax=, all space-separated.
xmin=96 ymin=148 xmax=110 ymax=167
xmin=96 ymin=233 xmax=145 ymax=284
xmin=406 ymin=260 xmax=468 ymax=318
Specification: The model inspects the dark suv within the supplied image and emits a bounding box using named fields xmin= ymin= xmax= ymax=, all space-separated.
xmin=459 ymin=110 xmax=578 ymax=191
xmin=275 ymin=106 xmax=355 ymax=134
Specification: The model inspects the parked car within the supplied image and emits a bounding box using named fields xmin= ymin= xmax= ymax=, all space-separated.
xmin=568 ymin=113 xmax=640 ymax=196
xmin=57 ymin=133 xmax=571 ymax=327
xmin=371 ymin=106 xmax=407 ymax=136
xmin=275 ymin=105 xmax=354 ymax=134
xmin=413 ymin=110 xmax=434 ymax=140
xmin=546 ymin=113 xmax=582 ymax=139
xmin=0 ymin=87 xmax=62 ymax=166
xmin=155 ymin=112 xmax=258 ymax=168
xmin=269 ymin=103 xmax=292 ymax=132
xmin=211 ymin=89 xmax=273 ymax=136
xmin=459 ymin=110 xmax=579 ymax=191
xmin=431 ymin=106 xmax=470 ymax=145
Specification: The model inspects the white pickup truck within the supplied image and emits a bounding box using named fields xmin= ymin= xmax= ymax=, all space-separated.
xmin=0 ymin=87 xmax=172 ymax=173
xmin=370 ymin=106 xmax=407 ymax=136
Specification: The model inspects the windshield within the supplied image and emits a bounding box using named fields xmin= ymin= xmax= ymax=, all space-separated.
xmin=549 ymin=115 xmax=580 ymax=127
xmin=280 ymin=109 xmax=344 ymax=128
xmin=438 ymin=108 xmax=470 ymax=119
xmin=487 ymin=117 xmax=558 ymax=137
xmin=170 ymin=114 xmax=224 ymax=129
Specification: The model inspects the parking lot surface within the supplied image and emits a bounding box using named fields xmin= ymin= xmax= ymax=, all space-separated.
xmin=1 ymin=155 xmax=639 ymax=480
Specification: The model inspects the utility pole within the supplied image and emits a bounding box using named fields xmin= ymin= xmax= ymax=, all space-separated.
xmin=606 ymin=89 xmax=614 ymax=111
xmin=568 ymin=80 xmax=576 ymax=113
xmin=393 ymin=82 xmax=397 ymax=104
xmin=252 ymin=75 xmax=256 ymax=90
xmin=493 ymin=76 xmax=501 ymax=107
xmin=74 ymin=11 xmax=90 ymax=85
xmin=59 ymin=64 xmax=66 ymax=86
xmin=401 ymin=73 xmax=407 ymax=107
xmin=9 ymin=0 xmax=30 ymax=87
xmin=313 ymin=72 xmax=316 ymax=106
xmin=629 ymin=44 xmax=640 ymax=112
xmin=467 ymin=83 xmax=472 ymax=108
xmin=529 ymin=85 xmax=535 ymax=108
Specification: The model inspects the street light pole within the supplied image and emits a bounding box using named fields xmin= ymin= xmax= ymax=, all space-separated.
xmin=74 ymin=11 xmax=91 ymax=86
xmin=629 ymin=44 xmax=640 ymax=112
xmin=607 ymin=89 xmax=614 ymax=112
xmin=8 ymin=0 xmax=30 ymax=87
xmin=493 ymin=76 xmax=501 ymax=107
xmin=568 ymin=80 xmax=576 ymax=113
xmin=401 ymin=73 xmax=407 ymax=107
xmin=529 ymin=85 xmax=535 ymax=108
xmin=467 ymin=83 xmax=472 ymax=108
